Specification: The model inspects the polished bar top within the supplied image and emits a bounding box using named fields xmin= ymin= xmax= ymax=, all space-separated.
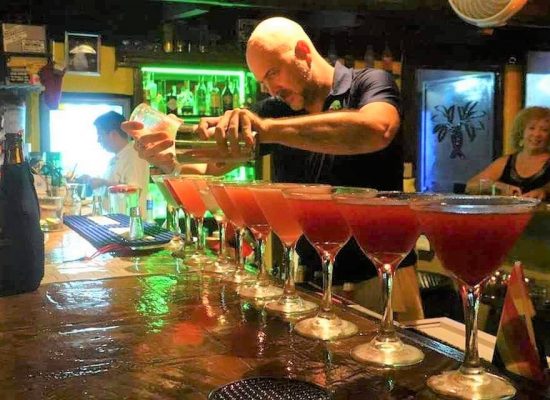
xmin=0 ymin=230 xmax=547 ymax=399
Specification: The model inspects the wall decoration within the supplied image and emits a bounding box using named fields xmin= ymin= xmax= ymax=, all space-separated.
xmin=65 ymin=32 xmax=100 ymax=76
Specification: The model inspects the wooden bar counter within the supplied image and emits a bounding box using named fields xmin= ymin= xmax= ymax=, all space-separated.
xmin=0 ymin=229 xmax=547 ymax=399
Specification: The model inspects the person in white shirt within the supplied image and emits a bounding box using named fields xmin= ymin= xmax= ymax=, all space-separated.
xmin=83 ymin=111 xmax=149 ymax=212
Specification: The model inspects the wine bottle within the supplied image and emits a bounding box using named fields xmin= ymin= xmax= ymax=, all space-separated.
xmin=195 ymin=77 xmax=207 ymax=116
xmin=222 ymin=77 xmax=233 ymax=113
xmin=0 ymin=131 xmax=45 ymax=296
xmin=210 ymin=77 xmax=221 ymax=116
xmin=232 ymin=78 xmax=240 ymax=109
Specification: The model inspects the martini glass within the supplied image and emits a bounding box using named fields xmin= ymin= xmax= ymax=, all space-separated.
xmin=336 ymin=191 xmax=435 ymax=367
xmin=250 ymin=183 xmax=321 ymax=315
xmin=151 ymin=175 xmax=185 ymax=253
xmin=283 ymin=186 xmax=371 ymax=341
xmin=165 ymin=175 xmax=214 ymax=269
xmin=195 ymin=179 xmax=236 ymax=274
xmin=162 ymin=175 xmax=199 ymax=259
xmin=411 ymin=195 xmax=539 ymax=399
xmin=208 ymin=180 xmax=256 ymax=284
xmin=224 ymin=181 xmax=283 ymax=301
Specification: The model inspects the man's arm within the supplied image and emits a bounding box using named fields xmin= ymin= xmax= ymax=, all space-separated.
xmin=208 ymin=101 xmax=399 ymax=156
xmin=261 ymin=101 xmax=400 ymax=155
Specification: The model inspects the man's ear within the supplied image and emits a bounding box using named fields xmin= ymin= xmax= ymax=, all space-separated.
xmin=295 ymin=40 xmax=312 ymax=64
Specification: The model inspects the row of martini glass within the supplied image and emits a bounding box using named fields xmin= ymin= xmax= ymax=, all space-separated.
xmin=152 ymin=175 xmax=538 ymax=400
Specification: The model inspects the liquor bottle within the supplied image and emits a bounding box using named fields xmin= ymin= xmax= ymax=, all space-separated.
xmin=363 ymin=45 xmax=375 ymax=68
xmin=232 ymin=78 xmax=240 ymax=109
xmin=195 ymin=77 xmax=207 ymax=116
xmin=178 ymin=81 xmax=194 ymax=115
xmin=382 ymin=42 xmax=393 ymax=73
xmin=210 ymin=77 xmax=222 ymax=116
xmin=166 ymin=85 xmax=178 ymax=116
xmin=244 ymin=76 xmax=257 ymax=109
xmin=0 ymin=131 xmax=45 ymax=296
xmin=222 ymin=77 xmax=233 ymax=113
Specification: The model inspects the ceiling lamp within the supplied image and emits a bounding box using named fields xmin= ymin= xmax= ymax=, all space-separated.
xmin=448 ymin=0 xmax=528 ymax=27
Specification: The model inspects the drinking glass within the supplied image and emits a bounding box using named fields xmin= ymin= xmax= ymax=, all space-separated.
xmin=411 ymin=195 xmax=539 ymax=399
xmin=130 ymin=102 xmax=255 ymax=164
xmin=151 ymin=174 xmax=186 ymax=253
xmin=224 ymin=181 xmax=283 ymax=301
xmin=107 ymin=184 xmax=140 ymax=215
xmin=283 ymin=186 xmax=370 ymax=341
xmin=250 ymin=183 xmax=321 ymax=315
xmin=336 ymin=191 xmax=435 ymax=367
xmin=208 ymin=180 xmax=256 ymax=284
xmin=165 ymin=175 xmax=214 ymax=268
xmin=193 ymin=177 xmax=236 ymax=274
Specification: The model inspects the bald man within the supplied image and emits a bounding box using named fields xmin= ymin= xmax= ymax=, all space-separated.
xmin=123 ymin=18 xmax=421 ymax=316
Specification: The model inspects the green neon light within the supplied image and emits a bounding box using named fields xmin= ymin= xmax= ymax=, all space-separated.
xmin=142 ymin=66 xmax=247 ymax=107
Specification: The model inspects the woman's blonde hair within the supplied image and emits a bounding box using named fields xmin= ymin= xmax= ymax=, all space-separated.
xmin=511 ymin=106 xmax=550 ymax=150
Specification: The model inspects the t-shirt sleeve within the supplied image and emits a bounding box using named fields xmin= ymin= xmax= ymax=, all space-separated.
xmin=354 ymin=69 xmax=401 ymax=114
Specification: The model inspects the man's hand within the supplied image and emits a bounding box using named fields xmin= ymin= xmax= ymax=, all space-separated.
xmin=121 ymin=120 xmax=177 ymax=174
xmin=197 ymin=109 xmax=263 ymax=156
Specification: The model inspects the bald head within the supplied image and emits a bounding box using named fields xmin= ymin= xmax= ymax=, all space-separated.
xmin=246 ymin=17 xmax=317 ymax=65
xmin=245 ymin=17 xmax=332 ymax=112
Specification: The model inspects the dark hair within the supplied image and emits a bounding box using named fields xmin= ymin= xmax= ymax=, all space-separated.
xmin=93 ymin=111 xmax=127 ymax=138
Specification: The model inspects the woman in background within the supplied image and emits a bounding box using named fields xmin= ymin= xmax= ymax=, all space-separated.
xmin=467 ymin=106 xmax=550 ymax=200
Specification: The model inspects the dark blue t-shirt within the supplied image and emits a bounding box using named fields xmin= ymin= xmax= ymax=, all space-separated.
xmin=254 ymin=63 xmax=414 ymax=283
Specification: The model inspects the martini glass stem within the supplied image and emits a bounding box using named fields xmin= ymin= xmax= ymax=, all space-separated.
xmin=255 ymin=237 xmax=269 ymax=286
xmin=184 ymin=210 xmax=194 ymax=250
xmin=459 ymin=283 xmax=483 ymax=375
xmin=165 ymin=205 xmax=180 ymax=233
xmin=195 ymin=216 xmax=206 ymax=252
xmin=234 ymin=227 xmax=245 ymax=270
xmin=282 ymin=245 xmax=297 ymax=298
xmin=378 ymin=262 xmax=398 ymax=341
xmin=218 ymin=219 xmax=227 ymax=258
xmin=319 ymin=253 xmax=335 ymax=318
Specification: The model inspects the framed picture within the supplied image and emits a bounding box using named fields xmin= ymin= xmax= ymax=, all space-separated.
xmin=65 ymin=32 xmax=100 ymax=76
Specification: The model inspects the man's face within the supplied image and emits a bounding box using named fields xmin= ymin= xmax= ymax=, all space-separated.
xmin=247 ymin=46 xmax=312 ymax=111
xmin=97 ymin=129 xmax=115 ymax=153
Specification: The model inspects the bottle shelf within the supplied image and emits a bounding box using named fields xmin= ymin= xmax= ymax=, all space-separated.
xmin=0 ymin=83 xmax=44 ymax=92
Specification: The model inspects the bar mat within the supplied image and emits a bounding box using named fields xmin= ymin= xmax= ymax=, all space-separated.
xmin=209 ymin=377 xmax=331 ymax=400
xmin=63 ymin=214 xmax=173 ymax=252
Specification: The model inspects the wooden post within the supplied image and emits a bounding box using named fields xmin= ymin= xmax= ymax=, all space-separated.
xmin=502 ymin=63 xmax=524 ymax=154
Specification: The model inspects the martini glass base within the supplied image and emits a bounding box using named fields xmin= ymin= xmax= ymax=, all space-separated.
xmin=265 ymin=296 xmax=318 ymax=315
xmin=350 ymin=338 xmax=424 ymax=367
xmin=427 ymin=370 xmax=516 ymax=400
xmin=201 ymin=258 xmax=236 ymax=274
xmin=294 ymin=315 xmax=358 ymax=341
xmin=239 ymin=283 xmax=283 ymax=300
xmin=221 ymin=269 xmax=256 ymax=284
xmin=186 ymin=252 xmax=215 ymax=268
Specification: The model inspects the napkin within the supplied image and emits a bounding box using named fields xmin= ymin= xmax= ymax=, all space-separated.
xmin=493 ymin=262 xmax=548 ymax=382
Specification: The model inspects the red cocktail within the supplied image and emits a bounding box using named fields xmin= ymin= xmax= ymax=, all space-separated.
xmin=336 ymin=191 xmax=432 ymax=367
xmin=151 ymin=174 xmax=183 ymax=253
xmin=208 ymin=181 xmax=255 ymax=284
xmin=283 ymin=186 xmax=370 ymax=341
xmin=417 ymin=212 xmax=531 ymax=287
xmin=165 ymin=175 xmax=213 ymax=268
xmin=224 ymin=182 xmax=283 ymax=300
xmin=194 ymin=180 xmax=235 ymax=274
xmin=251 ymin=183 xmax=320 ymax=315
xmin=411 ymin=195 xmax=539 ymax=399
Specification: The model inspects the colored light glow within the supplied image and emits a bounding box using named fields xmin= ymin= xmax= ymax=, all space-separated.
xmin=142 ymin=66 xmax=246 ymax=103
xmin=136 ymin=275 xmax=178 ymax=333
